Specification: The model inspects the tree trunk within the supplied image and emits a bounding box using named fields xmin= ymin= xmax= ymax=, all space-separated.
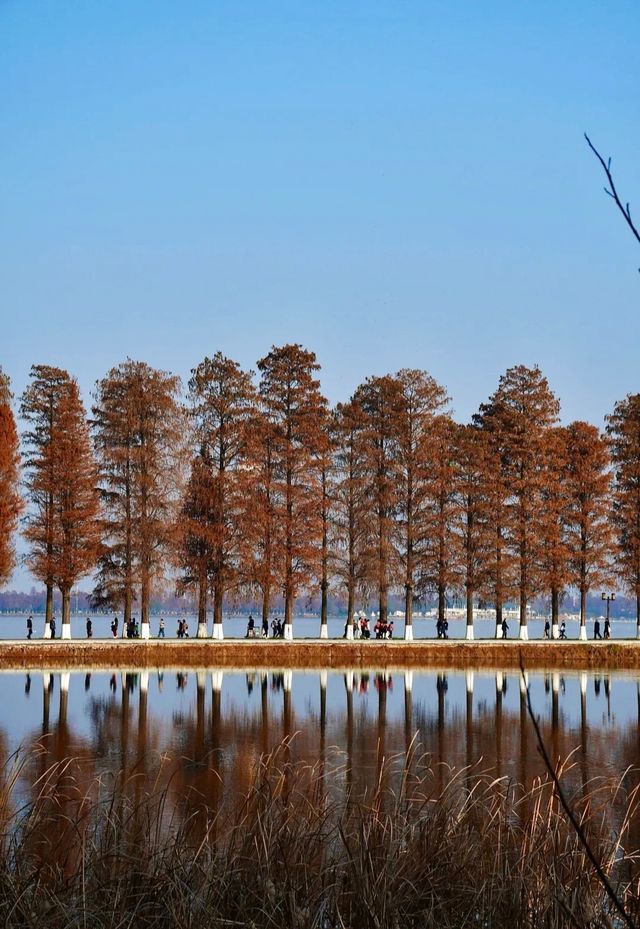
xmin=61 ymin=587 xmax=71 ymax=639
xmin=438 ymin=584 xmax=446 ymax=626
xmin=43 ymin=584 xmax=54 ymax=638
xmin=213 ymin=583 xmax=224 ymax=639
xmin=405 ymin=585 xmax=413 ymax=628
xmin=320 ymin=581 xmax=328 ymax=638
xmin=519 ymin=589 xmax=528 ymax=630
xmin=346 ymin=575 xmax=355 ymax=640
xmin=196 ymin=578 xmax=207 ymax=638
xmin=284 ymin=593 xmax=293 ymax=637
xmin=637 ymin=592 xmax=640 ymax=640
xmin=379 ymin=586 xmax=388 ymax=624
xmin=466 ymin=586 xmax=474 ymax=639
xmin=140 ymin=564 xmax=150 ymax=639
xmin=404 ymin=584 xmax=413 ymax=640
xmin=261 ymin=585 xmax=271 ymax=626
xmin=580 ymin=587 xmax=587 ymax=633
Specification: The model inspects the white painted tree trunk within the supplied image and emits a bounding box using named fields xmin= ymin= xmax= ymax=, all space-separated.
xmin=495 ymin=623 xmax=502 ymax=639
xmin=212 ymin=623 xmax=224 ymax=640
xmin=196 ymin=622 xmax=208 ymax=638
xmin=284 ymin=624 xmax=293 ymax=640
xmin=140 ymin=622 xmax=150 ymax=640
xmin=465 ymin=624 xmax=474 ymax=640
xmin=319 ymin=623 xmax=328 ymax=639
xmin=43 ymin=619 xmax=51 ymax=639
xmin=552 ymin=623 xmax=559 ymax=639
xmin=61 ymin=623 xmax=71 ymax=640
xmin=519 ymin=626 xmax=529 ymax=641
xmin=579 ymin=625 xmax=587 ymax=641
xmin=404 ymin=625 xmax=414 ymax=641
xmin=404 ymin=669 xmax=413 ymax=692
xmin=346 ymin=622 xmax=354 ymax=640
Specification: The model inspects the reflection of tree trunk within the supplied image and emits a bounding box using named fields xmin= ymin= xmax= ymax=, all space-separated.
xmin=344 ymin=673 xmax=353 ymax=799
xmin=196 ymin=674 xmax=205 ymax=760
xmin=261 ymin=673 xmax=269 ymax=755
xmin=377 ymin=677 xmax=387 ymax=785
xmin=211 ymin=676 xmax=222 ymax=839
xmin=551 ymin=673 xmax=560 ymax=768
xmin=283 ymin=674 xmax=293 ymax=804
xmin=404 ymin=671 xmax=413 ymax=755
xmin=465 ymin=671 xmax=473 ymax=785
xmin=495 ymin=673 xmax=503 ymax=780
xmin=319 ymin=672 xmax=327 ymax=764
xmin=580 ymin=674 xmax=588 ymax=794
xmin=121 ymin=676 xmax=130 ymax=781
xmin=42 ymin=673 xmax=51 ymax=735
xmin=519 ymin=676 xmax=529 ymax=803
xmin=437 ymin=674 xmax=446 ymax=795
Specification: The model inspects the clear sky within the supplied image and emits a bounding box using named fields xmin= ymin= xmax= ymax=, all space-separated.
xmin=2 ymin=0 xmax=639 ymax=431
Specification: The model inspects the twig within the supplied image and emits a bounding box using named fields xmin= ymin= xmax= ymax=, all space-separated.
xmin=520 ymin=660 xmax=636 ymax=929
xmin=585 ymin=133 xmax=640 ymax=251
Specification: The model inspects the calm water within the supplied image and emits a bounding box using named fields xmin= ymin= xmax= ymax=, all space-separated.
xmin=4 ymin=666 xmax=640 ymax=820
xmin=1 ymin=611 xmax=637 ymax=640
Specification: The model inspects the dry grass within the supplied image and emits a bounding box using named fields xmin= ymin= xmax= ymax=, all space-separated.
xmin=2 ymin=638 xmax=640 ymax=672
xmin=0 ymin=744 xmax=639 ymax=928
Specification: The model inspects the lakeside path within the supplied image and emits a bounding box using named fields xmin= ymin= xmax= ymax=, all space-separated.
xmin=1 ymin=639 xmax=640 ymax=671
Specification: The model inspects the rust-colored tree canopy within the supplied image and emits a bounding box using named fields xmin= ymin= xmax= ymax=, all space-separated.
xmin=0 ymin=369 xmax=23 ymax=587
xmin=11 ymin=349 xmax=640 ymax=635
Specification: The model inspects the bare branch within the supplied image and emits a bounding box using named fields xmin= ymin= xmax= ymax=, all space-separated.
xmin=520 ymin=661 xmax=636 ymax=929
xmin=585 ymin=133 xmax=640 ymax=248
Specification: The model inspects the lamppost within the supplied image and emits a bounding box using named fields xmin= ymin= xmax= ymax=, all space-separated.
xmin=601 ymin=592 xmax=615 ymax=638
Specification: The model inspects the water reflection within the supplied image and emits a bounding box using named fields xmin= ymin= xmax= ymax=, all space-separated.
xmin=3 ymin=666 xmax=640 ymax=840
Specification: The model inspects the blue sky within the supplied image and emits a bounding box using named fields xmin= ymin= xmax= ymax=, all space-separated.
xmin=2 ymin=0 xmax=638 ymax=432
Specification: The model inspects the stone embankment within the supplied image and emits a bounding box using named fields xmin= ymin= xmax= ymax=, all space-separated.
xmin=0 ymin=639 xmax=639 ymax=671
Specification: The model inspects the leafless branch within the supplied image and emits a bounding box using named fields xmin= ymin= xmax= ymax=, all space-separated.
xmin=585 ymin=133 xmax=640 ymax=250
xmin=520 ymin=661 xmax=636 ymax=929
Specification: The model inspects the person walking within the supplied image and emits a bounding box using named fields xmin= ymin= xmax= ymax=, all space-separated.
xmin=501 ymin=618 xmax=509 ymax=639
xmin=262 ymin=616 xmax=268 ymax=638
xmin=158 ymin=617 xmax=165 ymax=638
xmin=604 ymin=618 xmax=611 ymax=639
xmin=246 ymin=614 xmax=255 ymax=638
xmin=86 ymin=617 xmax=92 ymax=638
xmin=50 ymin=616 xmax=56 ymax=639
xmin=594 ymin=618 xmax=602 ymax=639
xmin=559 ymin=621 xmax=567 ymax=639
xmin=544 ymin=619 xmax=550 ymax=639
xmin=26 ymin=615 xmax=33 ymax=640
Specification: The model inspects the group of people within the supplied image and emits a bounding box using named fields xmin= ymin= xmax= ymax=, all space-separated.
xmin=245 ymin=614 xmax=270 ymax=638
xmin=24 ymin=611 xmax=617 ymax=641
xmin=436 ymin=618 xmax=450 ymax=639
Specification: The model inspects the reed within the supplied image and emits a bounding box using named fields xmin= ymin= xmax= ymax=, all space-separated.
xmin=0 ymin=743 xmax=638 ymax=928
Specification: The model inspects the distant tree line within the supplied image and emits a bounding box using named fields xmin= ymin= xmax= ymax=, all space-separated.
xmin=1 ymin=349 xmax=640 ymax=640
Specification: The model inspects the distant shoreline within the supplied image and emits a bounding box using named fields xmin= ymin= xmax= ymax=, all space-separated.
xmin=1 ymin=639 xmax=639 ymax=671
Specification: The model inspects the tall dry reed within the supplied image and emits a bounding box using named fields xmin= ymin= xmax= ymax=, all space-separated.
xmin=0 ymin=741 xmax=638 ymax=928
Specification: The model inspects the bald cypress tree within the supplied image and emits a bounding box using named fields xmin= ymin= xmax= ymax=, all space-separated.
xmin=0 ymin=370 xmax=23 ymax=588
xmin=187 ymin=353 xmax=256 ymax=638
xmin=50 ymin=380 xmax=101 ymax=637
xmin=257 ymin=344 xmax=327 ymax=638
xmin=395 ymin=369 xmax=449 ymax=639
xmin=564 ymin=421 xmax=613 ymax=639
xmin=539 ymin=426 xmax=571 ymax=638
xmin=606 ymin=395 xmax=640 ymax=636
xmin=331 ymin=398 xmax=370 ymax=638
xmin=93 ymin=361 xmax=184 ymax=638
xmin=477 ymin=366 xmax=559 ymax=639
xmin=21 ymin=365 xmax=73 ymax=636
xmin=355 ymin=375 xmax=401 ymax=626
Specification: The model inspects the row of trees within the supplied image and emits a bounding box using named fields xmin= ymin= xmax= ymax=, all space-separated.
xmin=2 ymin=349 xmax=640 ymax=640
